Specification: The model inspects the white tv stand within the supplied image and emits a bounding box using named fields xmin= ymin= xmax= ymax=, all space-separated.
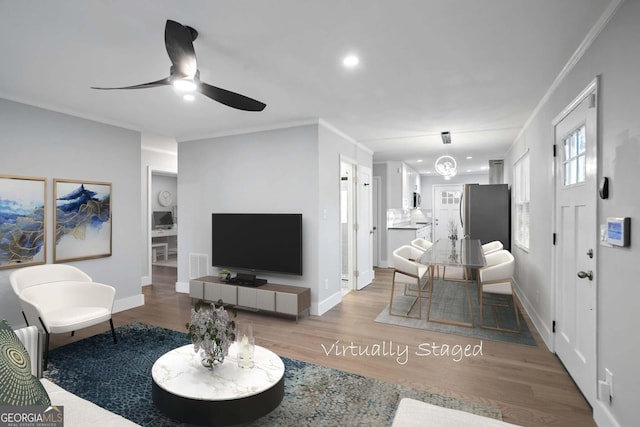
xmin=189 ymin=276 xmax=311 ymax=321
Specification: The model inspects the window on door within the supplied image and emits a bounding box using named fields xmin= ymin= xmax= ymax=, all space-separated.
xmin=514 ymin=151 xmax=530 ymax=250
xmin=562 ymin=124 xmax=587 ymax=186
xmin=441 ymin=190 xmax=461 ymax=205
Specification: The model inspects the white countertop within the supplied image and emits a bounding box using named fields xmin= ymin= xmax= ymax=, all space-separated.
xmin=388 ymin=222 xmax=431 ymax=230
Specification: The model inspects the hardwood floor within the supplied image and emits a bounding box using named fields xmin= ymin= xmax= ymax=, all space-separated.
xmin=50 ymin=266 xmax=594 ymax=426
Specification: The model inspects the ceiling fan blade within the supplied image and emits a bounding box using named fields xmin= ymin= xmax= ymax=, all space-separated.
xmin=91 ymin=77 xmax=171 ymax=90
xmin=199 ymin=82 xmax=266 ymax=112
xmin=165 ymin=20 xmax=197 ymax=77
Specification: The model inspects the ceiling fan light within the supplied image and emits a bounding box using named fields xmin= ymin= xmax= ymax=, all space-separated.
xmin=172 ymin=78 xmax=197 ymax=92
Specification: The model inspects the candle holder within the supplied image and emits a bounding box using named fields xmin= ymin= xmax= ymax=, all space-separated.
xmin=236 ymin=319 xmax=255 ymax=369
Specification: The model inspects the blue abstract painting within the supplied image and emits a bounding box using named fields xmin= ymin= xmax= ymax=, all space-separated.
xmin=0 ymin=175 xmax=46 ymax=269
xmin=54 ymin=180 xmax=111 ymax=262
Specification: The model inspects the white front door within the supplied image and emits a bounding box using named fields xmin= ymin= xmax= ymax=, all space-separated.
xmin=432 ymin=185 xmax=463 ymax=242
xmin=553 ymin=80 xmax=598 ymax=405
xmin=356 ymin=166 xmax=374 ymax=289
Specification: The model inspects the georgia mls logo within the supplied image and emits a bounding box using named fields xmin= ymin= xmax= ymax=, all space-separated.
xmin=0 ymin=405 xmax=64 ymax=427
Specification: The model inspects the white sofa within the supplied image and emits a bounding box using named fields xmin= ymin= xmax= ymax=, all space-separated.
xmin=14 ymin=325 xmax=139 ymax=427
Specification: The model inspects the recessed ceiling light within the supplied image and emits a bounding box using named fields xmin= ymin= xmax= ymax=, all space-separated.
xmin=342 ymin=54 xmax=359 ymax=68
xmin=466 ymin=156 xmax=473 ymax=160
xmin=183 ymin=94 xmax=195 ymax=101
xmin=417 ymin=159 xmax=423 ymax=163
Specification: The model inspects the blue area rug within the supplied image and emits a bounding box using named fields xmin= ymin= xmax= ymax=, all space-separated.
xmin=45 ymin=323 xmax=502 ymax=426
xmin=376 ymin=279 xmax=536 ymax=346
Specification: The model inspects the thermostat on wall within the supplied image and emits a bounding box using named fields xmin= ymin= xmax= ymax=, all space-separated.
xmin=605 ymin=217 xmax=630 ymax=247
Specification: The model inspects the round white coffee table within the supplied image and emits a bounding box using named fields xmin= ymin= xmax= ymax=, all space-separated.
xmin=151 ymin=343 xmax=285 ymax=426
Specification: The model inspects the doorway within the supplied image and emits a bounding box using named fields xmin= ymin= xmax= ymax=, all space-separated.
xmin=552 ymin=79 xmax=598 ymax=406
xmin=340 ymin=161 xmax=356 ymax=295
xmin=149 ymin=169 xmax=178 ymax=284
xmin=432 ymin=184 xmax=463 ymax=241
xmin=356 ymin=166 xmax=375 ymax=289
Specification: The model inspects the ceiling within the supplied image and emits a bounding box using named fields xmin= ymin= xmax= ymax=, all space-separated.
xmin=0 ymin=0 xmax=613 ymax=175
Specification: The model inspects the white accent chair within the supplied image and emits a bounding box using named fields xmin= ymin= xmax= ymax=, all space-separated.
xmin=411 ymin=238 xmax=441 ymax=278
xmin=478 ymin=250 xmax=521 ymax=332
xmin=10 ymin=264 xmax=117 ymax=369
xmin=482 ymin=240 xmax=503 ymax=255
xmin=391 ymin=245 xmax=430 ymax=319
xmin=410 ymin=238 xmax=433 ymax=252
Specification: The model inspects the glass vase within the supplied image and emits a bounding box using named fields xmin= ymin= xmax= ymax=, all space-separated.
xmin=236 ymin=320 xmax=255 ymax=369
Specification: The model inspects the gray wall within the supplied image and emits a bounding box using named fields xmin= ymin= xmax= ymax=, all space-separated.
xmin=504 ymin=1 xmax=639 ymax=425
xmin=0 ymin=99 xmax=144 ymax=326
xmin=176 ymin=122 xmax=371 ymax=315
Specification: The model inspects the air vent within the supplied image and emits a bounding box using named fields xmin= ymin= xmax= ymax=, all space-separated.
xmin=189 ymin=253 xmax=209 ymax=278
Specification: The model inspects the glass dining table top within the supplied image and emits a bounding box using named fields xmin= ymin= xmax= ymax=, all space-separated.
xmin=417 ymin=238 xmax=486 ymax=268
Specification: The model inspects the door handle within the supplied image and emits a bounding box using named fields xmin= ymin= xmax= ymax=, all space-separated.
xmin=577 ymin=270 xmax=593 ymax=281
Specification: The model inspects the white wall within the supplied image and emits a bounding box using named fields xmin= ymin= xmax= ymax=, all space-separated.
xmin=504 ymin=1 xmax=639 ymax=425
xmin=177 ymin=122 xmax=371 ymax=315
xmin=0 ymin=99 xmax=144 ymax=326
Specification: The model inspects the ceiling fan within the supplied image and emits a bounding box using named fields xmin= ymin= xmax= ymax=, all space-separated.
xmin=91 ymin=19 xmax=266 ymax=112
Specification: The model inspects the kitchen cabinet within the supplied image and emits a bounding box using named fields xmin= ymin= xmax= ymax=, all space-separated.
xmin=387 ymin=161 xmax=420 ymax=209
xmin=387 ymin=224 xmax=432 ymax=254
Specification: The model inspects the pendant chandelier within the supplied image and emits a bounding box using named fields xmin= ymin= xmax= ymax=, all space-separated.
xmin=435 ymin=155 xmax=457 ymax=179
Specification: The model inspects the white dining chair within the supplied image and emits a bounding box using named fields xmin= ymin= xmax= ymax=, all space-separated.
xmin=477 ymin=250 xmax=521 ymax=332
xmin=390 ymin=245 xmax=430 ymax=319
xmin=482 ymin=240 xmax=503 ymax=255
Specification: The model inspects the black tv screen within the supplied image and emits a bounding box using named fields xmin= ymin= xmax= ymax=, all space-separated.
xmin=153 ymin=211 xmax=174 ymax=228
xmin=212 ymin=213 xmax=303 ymax=276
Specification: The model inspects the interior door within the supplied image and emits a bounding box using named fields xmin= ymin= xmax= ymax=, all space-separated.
xmin=356 ymin=166 xmax=374 ymax=289
xmin=553 ymin=82 xmax=598 ymax=405
xmin=372 ymin=177 xmax=381 ymax=266
xmin=432 ymin=185 xmax=463 ymax=242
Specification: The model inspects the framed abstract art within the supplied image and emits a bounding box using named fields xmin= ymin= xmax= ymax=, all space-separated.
xmin=54 ymin=179 xmax=112 ymax=262
xmin=0 ymin=175 xmax=47 ymax=269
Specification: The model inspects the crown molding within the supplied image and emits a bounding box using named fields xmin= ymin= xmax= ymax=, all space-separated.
xmin=514 ymin=0 xmax=624 ymax=142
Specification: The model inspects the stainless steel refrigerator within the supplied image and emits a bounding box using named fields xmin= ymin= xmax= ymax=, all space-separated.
xmin=460 ymin=184 xmax=510 ymax=251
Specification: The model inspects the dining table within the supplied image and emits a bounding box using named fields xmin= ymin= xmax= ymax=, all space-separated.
xmin=417 ymin=238 xmax=486 ymax=327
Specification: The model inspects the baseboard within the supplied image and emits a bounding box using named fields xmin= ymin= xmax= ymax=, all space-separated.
xmin=176 ymin=281 xmax=189 ymax=294
xmin=512 ymin=278 xmax=553 ymax=351
xmin=141 ymin=275 xmax=152 ymax=286
xmin=594 ymin=401 xmax=620 ymax=427
xmin=314 ymin=290 xmax=342 ymax=316
xmin=113 ymin=294 xmax=145 ymax=313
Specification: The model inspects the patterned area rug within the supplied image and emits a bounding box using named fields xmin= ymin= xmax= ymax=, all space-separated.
xmin=376 ymin=279 xmax=536 ymax=346
xmin=45 ymin=323 xmax=502 ymax=426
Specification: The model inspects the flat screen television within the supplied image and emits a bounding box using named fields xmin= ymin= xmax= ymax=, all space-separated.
xmin=212 ymin=213 xmax=303 ymax=276
xmin=153 ymin=211 xmax=174 ymax=229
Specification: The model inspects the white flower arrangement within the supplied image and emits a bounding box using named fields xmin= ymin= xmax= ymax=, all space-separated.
xmin=186 ymin=299 xmax=236 ymax=368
